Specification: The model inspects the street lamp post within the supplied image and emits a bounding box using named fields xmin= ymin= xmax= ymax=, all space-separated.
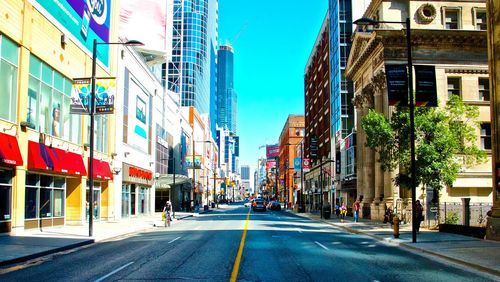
xmin=300 ymin=140 xmax=304 ymax=212
xmin=88 ymin=39 xmax=142 ymax=237
xmin=354 ymin=17 xmax=417 ymax=243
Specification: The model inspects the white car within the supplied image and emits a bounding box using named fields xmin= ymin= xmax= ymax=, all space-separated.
xmin=244 ymin=201 xmax=252 ymax=207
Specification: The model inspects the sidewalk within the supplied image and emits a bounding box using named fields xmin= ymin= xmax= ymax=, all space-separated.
xmin=287 ymin=210 xmax=500 ymax=277
xmin=0 ymin=208 xmax=217 ymax=267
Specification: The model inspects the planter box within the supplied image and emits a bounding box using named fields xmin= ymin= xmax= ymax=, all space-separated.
xmin=438 ymin=224 xmax=486 ymax=239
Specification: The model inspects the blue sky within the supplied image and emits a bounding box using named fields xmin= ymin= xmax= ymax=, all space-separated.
xmin=218 ymin=0 xmax=328 ymax=177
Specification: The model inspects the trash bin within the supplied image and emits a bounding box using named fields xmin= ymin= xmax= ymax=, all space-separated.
xmin=211 ymin=202 xmax=215 ymax=208
xmin=322 ymin=207 xmax=331 ymax=219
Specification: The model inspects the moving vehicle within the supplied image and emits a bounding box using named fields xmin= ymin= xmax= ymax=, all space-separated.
xmin=269 ymin=201 xmax=281 ymax=211
xmin=252 ymin=199 xmax=266 ymax=212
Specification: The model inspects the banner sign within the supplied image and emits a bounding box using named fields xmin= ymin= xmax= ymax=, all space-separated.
xmin=415 ymin=65 xmax=438 ymax=107
xmin=294 ymin=157 xmax=301 ymax=172
xmin=30 ymin=0 xmax=111 ymax=67
xmin=302 ymin=158 xmax=311 ymax=172
xmin=385 ymin=64 xmax=408 ymax=106
xmin=185 ymin=155 xmax=202 ymax=169
xmin=266 ymin=160 xmax=276 ymax=170
xmin=266 ymin=145 xmax=279 ymax=158
xmin=71 ymin=78 xmax=116 ymax=114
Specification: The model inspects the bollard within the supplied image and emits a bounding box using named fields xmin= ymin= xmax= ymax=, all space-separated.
xmin=393 ymin=216 xmax=400 ymax=238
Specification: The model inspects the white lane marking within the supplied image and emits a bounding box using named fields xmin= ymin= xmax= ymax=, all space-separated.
xmin=315 ymin=241 xmax=329 ymax=251
xmin=193 ymin=226 xmax=202 ymax=230
xmin=297 ymin=229 xmax=303 ymax=233
xmin=168 ymin=236 xmax=181 ymax=244
xmin=94 ymin=261 xmax=134 ymax=282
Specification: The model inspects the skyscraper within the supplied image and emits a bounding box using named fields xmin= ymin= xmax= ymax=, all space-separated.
xmin=167 ymin=0 xmax=218 ymax=115
xmin=217 ymin=44 xmax=237 ymax=133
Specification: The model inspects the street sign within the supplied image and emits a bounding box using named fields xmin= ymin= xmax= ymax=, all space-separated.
xmin=294 ymin=157 xmax=301 ymax=172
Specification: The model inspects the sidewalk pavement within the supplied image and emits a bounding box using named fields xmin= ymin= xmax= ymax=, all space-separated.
xmin=0 ymin=207 xmax=220 ymax=267
xmin=286 ymin=209 xmax=500 ymax=277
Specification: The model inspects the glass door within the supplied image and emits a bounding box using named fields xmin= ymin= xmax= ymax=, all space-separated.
xmin=121 ymin=184 xmax=130 ymax=218
xmin=131 ymin=184 xmax=136 ymax=216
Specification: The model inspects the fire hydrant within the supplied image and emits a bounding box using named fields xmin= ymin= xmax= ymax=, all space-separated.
xmin=393 ymin=216 xmax=400 ymax=238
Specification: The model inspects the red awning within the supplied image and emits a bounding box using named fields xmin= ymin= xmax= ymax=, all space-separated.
xmin=0 ymin=132 xmax=23 ymax=166
xmin=47 ymin=147 xmax=87 ymax=176
xmin=28 ymin=141 xmax=53 ymax=171
xmin=90 ymin=158 xmax=113 ymax=180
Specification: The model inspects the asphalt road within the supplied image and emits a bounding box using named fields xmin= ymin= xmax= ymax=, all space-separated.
xmin=0 ymin=204 xmax=495 ymax=282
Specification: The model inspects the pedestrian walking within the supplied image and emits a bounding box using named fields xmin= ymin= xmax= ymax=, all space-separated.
xmin=415 ymin=200 xmax=424 ymax=232
xmin=335 ymin=203 xmax=340 ymax=218
xmin=352 ymin=199 xmax=360 ymax=222
xmin=340 ymin=202 xmax=347 ymax=223
xmin=163 ymin=200 xmax=173 ymax=227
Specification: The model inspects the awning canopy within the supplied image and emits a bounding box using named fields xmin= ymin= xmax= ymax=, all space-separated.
xmin=0 ymin=132 xmax=23 ymax=166
xmin=28 ymin=141 xmax=53 ymax=171
xmin=90 ymin=158 xmax=113 ymax=180
xmin=48 ymin=147 xmax=87 ymax=176
xmin=156 ymin=174 xmax=191 ymax=190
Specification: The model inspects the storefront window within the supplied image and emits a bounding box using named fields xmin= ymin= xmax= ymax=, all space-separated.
xmin=86 ymin=181 xmax=101 ymax=220
xmin=25 ymin=174 xmax=66 ymax=219
xmin=139 ymin=187 xmax=146 ymax=214
xmin=131 ymin=185 xmax=136 ymax=216
xmin=0 ymin=170 xmax=12 ymax=221
xmin=27 ymin=55 xmax=81 ymax=142
xmin=122 ymin=185 xmax=130 ymax=218
xmin=0 ymin=36 xmax=19 ymax=123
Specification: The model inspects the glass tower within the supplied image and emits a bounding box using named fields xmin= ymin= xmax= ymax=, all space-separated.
xmin=217 ymin=45 xmax=237 ymax=133
xmin=167 ymin=0 xmax=218 ymax=115
xmin=329 ymin=0 xmax=354 ymax=140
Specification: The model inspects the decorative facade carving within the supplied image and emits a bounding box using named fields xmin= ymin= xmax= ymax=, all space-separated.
xmin=417 ymin=3 xmax=437 ymax=24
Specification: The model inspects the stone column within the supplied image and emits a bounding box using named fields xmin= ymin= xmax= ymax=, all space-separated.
xmin=486 ymin=0 xmax=500 ymax=241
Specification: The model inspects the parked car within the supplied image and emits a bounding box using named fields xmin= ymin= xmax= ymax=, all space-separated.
xmin=269 ymin=201 xmax=281 ymax=211
xmin=252 ymin=199 xmax=266 ymax=212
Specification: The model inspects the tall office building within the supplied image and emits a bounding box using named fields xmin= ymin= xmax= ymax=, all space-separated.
xmin=167 ymin=0 xmax=218 ymax=115
xmin=217 ymin=45 xmax=237 ymax=133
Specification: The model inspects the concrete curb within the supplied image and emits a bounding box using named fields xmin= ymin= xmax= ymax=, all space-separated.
xmin=287 ymin=211 xmax=500 ymax=278
xmin=0 ymin=239 xmax=94 ymax=267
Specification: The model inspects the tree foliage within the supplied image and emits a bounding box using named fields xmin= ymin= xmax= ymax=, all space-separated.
xmin=361 ymin=95 xmax=486 ymax=190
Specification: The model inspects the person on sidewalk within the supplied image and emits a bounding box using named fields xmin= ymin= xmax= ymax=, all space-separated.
xmin=163 ymin=201 xmax=173 ymax=227
xmin=415 ymin=200 xmax=424 ymax=232
xmin=340 ymin=202 xmax=347 ymax=222
xmin=352 ymin=199 xmax=360 ymax=222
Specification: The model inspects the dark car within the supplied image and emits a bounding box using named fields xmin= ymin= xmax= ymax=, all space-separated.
xmin=252 ymin=199 xmax=266 ymax=212
xmin=269 ymin=201 xmax=281 ymax=211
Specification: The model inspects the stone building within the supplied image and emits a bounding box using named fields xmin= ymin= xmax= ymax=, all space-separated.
xmin=346 ymin=0 xmax=491 ymax=222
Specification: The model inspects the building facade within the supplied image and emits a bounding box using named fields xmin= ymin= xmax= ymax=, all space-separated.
xmin=304 ymin=14 xmax=332 ymax=213
xmin=346 ymin=0 xmax=491 ymax=222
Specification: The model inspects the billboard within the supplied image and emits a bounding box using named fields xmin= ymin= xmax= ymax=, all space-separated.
xmin=119 ymin=0 xmax=167 ymax=52
xmin=266 ymin=160 xmax=276 ymax=170
xmin=70 ymin=78 xmax=116 ymax=114
xmin=30 ymin=0 xmax=111 ymax=67
xmin=266 ymin=145 xmax=279 ymax=158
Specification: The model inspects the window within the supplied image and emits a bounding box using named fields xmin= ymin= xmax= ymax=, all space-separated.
xmin=25 ymin=174 xmax=65 ymax=219
xmin=447 ymin=77 xmax=461 ymax=98
xmin=27 ymin=55 xmax=81 ymax=143
xmin=478 ymin=78 xmax=490 ymax=101
xmin=0 ymin=36 xmax=19 ymax=122
xmin=474 ymin=9 xmax=487 ymax=31
xmin=443 ymin=8 xmax=460 ymax=30
xmin=481 ymin=123 xmax=491 ymax=150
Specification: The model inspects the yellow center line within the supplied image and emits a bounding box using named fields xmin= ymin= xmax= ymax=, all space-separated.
xmin=230 ymin=209 xmax=251 ymax=282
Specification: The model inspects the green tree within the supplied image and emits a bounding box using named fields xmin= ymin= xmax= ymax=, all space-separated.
xmin=361 ymin=95 xmax=486 ymax=191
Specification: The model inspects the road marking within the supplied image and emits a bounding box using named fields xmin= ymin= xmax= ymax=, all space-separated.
xmin=94 ymin=261 xmax=134 ymax=282
xmin=230 ymin=208 xmax=251 ymax=282
xmin=315 ymin=241 xmax=329 ymax=251
xmin=168 ymin=236 xmax=181 ymax=244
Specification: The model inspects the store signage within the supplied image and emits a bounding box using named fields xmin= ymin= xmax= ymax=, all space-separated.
xmin=266 ymin=145 xmax=279 ymax=158
xmin=302 ymin=158 xmax=311 ymax=172
xmin=266 ymin=160 xmax=276 ymax=170
xmin=415 ymin=65 xmax=437 ymax=107
xmin=70 ymin=78 xmax=116 ymax=114
xmin=123 ymin=163 xmax=153 ymax=185
xmin=294 ymin=158 xmax=301 ymax=172
xmin=185 ymin=155 xmax=202 ymax=169
xmin=385 ymin=64 xmax=408 ymax=106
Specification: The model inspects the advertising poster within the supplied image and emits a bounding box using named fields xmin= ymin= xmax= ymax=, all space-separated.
xmin=415 ymin=65 xmax=438 ymax=107
xmin=266 ymin=160 xmax=276 ymax=170
xmin=185 ymin=155 xmax=202 ymax=169
xmin=127 ymin=78 xmax=149 ymax=152
xmin=385 ymin=64 xmax=408 ymax=106
xmin=30 ymin=0 xmax=111 ymax=67
xmin=70 ymin=78 xmax=116 ymax=114
xmin=294 ymin=157 xmax=301 ymax=172
xmin=266 ymin=145 xmax=279 ymax=159
xmin=302 ymin=158 xmax=311 ymax=172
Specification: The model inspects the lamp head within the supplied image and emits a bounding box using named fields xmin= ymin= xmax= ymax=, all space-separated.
xmin=124 ymin=40 xmax=144 ymax=47
xmin=353 ymin=17 xmax=378 ymax=26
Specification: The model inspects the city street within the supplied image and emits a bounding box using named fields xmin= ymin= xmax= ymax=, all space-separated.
xmin=0 ymin=204 xmax=495 ymax=282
